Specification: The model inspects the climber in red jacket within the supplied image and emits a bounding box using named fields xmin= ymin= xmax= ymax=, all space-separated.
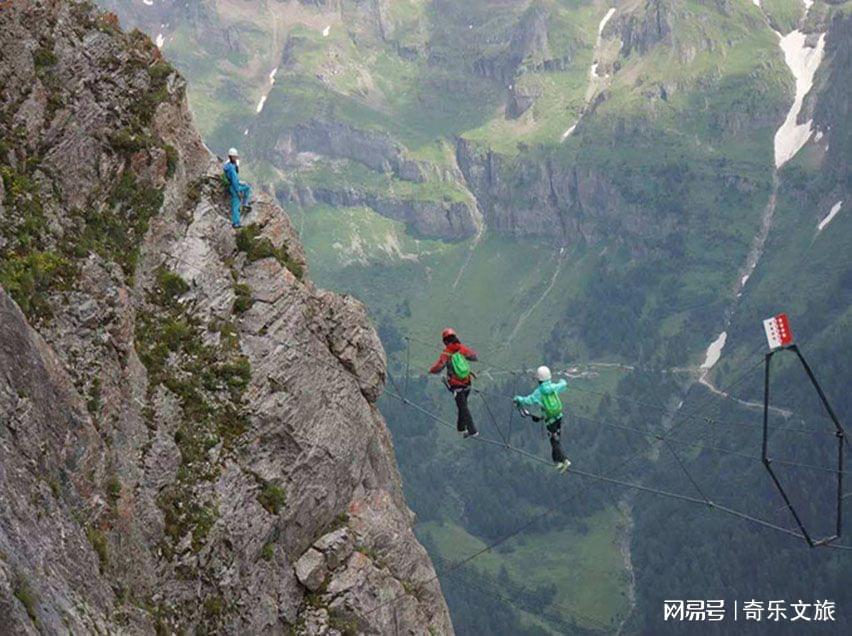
xmin=429 ymin=328 xmax=478 ymax=438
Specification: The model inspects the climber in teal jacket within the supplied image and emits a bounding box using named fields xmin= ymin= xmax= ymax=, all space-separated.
xmin=514 ymin=366 xmax=571 ymax=472
xmin=223 ymin=147 xmax=252 ymax=228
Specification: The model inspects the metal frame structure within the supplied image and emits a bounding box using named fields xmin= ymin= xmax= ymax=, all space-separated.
xmin=762 ymin=344 xmax=846 ymax=547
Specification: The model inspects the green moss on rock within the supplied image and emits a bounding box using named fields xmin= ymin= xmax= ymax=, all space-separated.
xmin=232 ymin=283 xmax=252 ymax=314
xmin=135 ymin=266 xmax=253 ymax=558
xmin=32 ymin=46 xmax=58 ymax=75
xmin=257 ymin=482 xmax=286 ymax=515
xmin=0 ymin=251 xmax=75 ymax=320
xmin=66 ymin=171 xmax=164 ymax=280
xmin=86 ymin=527 xmax=109 ymax=574
xmin=236 ymin=225 xmax=303 ymax=280
xmin=109 ymin=128 xmax=156 ymax=155
xmin=86 ymin=377 xmax=102 ymax=416
xmin=12 ymin=576 xmax=39 ymax=625
xmin=154 ymin=266 xmax=190 ymax=305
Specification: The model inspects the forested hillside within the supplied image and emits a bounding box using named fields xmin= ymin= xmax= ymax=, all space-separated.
xmin=102 ymin=1 xmax=850 ymax=633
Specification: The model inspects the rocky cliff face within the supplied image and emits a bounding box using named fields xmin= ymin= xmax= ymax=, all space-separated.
xmin=454 ymin=138 xmax=683 ymax=252
xmin=281 ymin=180 xmax=479 ymax=242
xmin=473 ymin=4 xmax=563 ymax=84
xmin=810 ymin=9 xmax=850 ymax=203
xmin=614 ymin=0 xmax=676 ymax=58
xmin=0 ymin=2 xmax=452 ymax=634
xmin=260 ymin=119 xmax=480 ymax=242
xmin=274 ymin=120 xmax=431 ymax=185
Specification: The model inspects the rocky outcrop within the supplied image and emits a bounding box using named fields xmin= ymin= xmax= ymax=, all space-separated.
xmin=271 ymin=119 xmax=429 ymax=184
xmin=473 ymin=4 xmax=573 ymax=84
xmin=455 ymin=138 xmax=682 ymax=250
xmin=809 ymin=10 xmax=851 ymax=202
xmin=0 ymin=287 xmax=116 ymax=634
xmin=506 ymin=5 xmax=553 ymax=71
xmin=282 ymin=181 xmax=479 ymax=242
xmin=262 ymin=119 xmax=480 ymax=241
xmin=614 ymin=0 xmax=676 ymax=58
xmin=0 ymin=2 xmax=452 ymax=634
xmin=507 ymin=81 xmax=544 ymax=119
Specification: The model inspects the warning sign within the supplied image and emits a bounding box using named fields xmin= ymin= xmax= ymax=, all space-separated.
xmin=763 ymin=313 xmax=793 ymax=350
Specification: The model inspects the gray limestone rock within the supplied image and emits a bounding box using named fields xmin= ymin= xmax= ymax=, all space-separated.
xmin=0 ymin=2 xmax=452 ymax=634
xmin=295 ymin=548 xmax=328 ymax=592
xmin=314 ymin=528 xmax=354 ymax=571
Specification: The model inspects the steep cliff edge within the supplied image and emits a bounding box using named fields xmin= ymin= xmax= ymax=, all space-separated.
xmin=809 ymin=8 xmax=850 ymax=204
xmin=0 ymin=2 xmax=451 ymax=634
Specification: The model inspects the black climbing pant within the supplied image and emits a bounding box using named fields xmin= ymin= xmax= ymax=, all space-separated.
xmin=453 ymin=387 xmax=477 ymax=435
xmin=547 ymin=418 xmax=566 ymax=463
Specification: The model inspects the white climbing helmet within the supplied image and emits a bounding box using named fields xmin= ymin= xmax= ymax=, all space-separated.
xmin=536 ymin=365 xmax=552 ymax=382
xmin=228 ymin=147 xmax=239 ymax=158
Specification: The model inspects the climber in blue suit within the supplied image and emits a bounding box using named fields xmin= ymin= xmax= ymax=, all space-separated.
xmin=223 ymin=148 xmax=252 ymax=228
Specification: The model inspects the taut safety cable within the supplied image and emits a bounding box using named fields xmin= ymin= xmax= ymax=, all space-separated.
xmin=395 ymin=336 xmax=846 ymax=547
xmin=360 ymin=382 xmax=851 ymax=620
xmin=402 ymin=334 xmax=835 ymax=437
xmin=388 ymin=389 xmax=764 ymax=527
xmin=366 ymin=355 xmax=731 ymax=618
xmin=263 ymin=332 xmax=850 ymax=627
xmin=470 ymin=385 xmax=848 ymax=476
xmin=382 ymin=387 xmax=852 ymax=550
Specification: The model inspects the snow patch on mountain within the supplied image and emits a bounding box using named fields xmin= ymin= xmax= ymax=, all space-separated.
xmin=818 ymin=201 xmax=843 ymax=232
xmin=592 ymin=8 xmax=616 ymax=79
xmin=700 ymin=332 xmax=727 ymax=370
xmin=564 ymin=8 xmax=616 ymax=141
xmin=252 ymin=68 xmax=280 ymax=117
xmin=774 ymin=30 xmax=826 ymax=167
xmin=599 ymin=8 xmax=616 ymax=35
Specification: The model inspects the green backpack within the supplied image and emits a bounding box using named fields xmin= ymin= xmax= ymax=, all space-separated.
xmin=449 ymin=351 xmax=471 ymax=380
xmin=540 ymin=390 xmax=563 ymax=420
